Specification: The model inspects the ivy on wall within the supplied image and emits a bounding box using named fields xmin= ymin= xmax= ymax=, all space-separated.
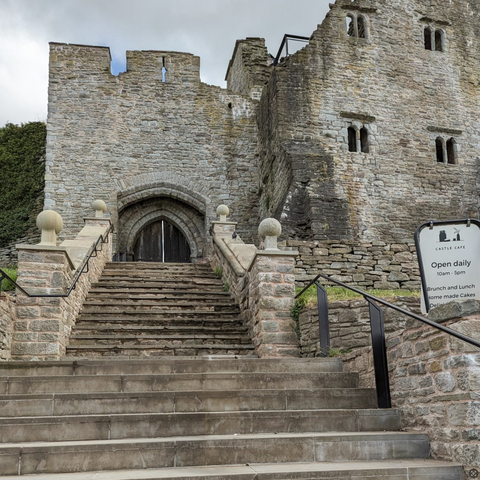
xmin=0 ymin=122 xmax=46 ymax=248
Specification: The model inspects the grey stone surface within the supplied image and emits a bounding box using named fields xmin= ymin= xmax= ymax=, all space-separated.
xmin=429 ymin=300 xmax=480 ymax=322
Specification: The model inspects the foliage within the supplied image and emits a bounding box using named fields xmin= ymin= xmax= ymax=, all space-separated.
xmin=0 ymin=122 xmax=46 ymax=248
xmin=1 ymin=266 xmax=17 ymax=291
xmin=290 ymin=294 xmax=308 ymax=339
xmin=295 ymin=285 xmax=420 ymax=308
xmin=327 ymin=347 xmax=353 ymax=357
xmin=214 ymin=267 xmax=223 ymax=279
xmin=223 ymin=281 xmax=230 ymax=292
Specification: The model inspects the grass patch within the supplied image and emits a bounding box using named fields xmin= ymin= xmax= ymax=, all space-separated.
xmin=295 ymin=285 xmax=420 ymax=308
xmin=214 ymin=267 xmax=223 ymax=279
xmin=0 ymin=266 xmax=17 ymax=292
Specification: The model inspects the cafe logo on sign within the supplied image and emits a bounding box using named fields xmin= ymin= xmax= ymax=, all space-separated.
xmin=415 ymin=220 xmax=480 ymax=314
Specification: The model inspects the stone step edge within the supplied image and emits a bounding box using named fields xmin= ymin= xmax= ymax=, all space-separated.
xmin=0 ymin=408 xmax=394 ymax=423
xmin=0 ymin=431 xmax=429 ymax=450
xmin=66 ymin=344 xmax=255 ymax=350
xmin=0 ymin=460 xmax=465 ymax=480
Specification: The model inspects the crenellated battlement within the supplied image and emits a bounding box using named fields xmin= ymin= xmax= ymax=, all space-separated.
xmin=49 ymin=43 xmax=200 ymax=84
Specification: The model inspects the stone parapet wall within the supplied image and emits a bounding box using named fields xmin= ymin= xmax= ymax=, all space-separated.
xmin=208 ymin=220 xmax=300 ymax=357
xmin=11 ymin=219 xmax=112 ymax=360
xmin=341 ymin=303 xmax=480 ymax=473
xmin=288 ymin=239 xmax=421 ymax=289
xmin=299 ymin=296 xmax=421 ymax=358
xmin=0 ymin=293 xmax=15 ymax=360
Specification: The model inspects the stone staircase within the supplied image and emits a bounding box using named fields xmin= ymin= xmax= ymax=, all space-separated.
xmin=66 ymin=262 xmax=255 ymax=357
xmin=0 ymin=357 xmax=464 ymax=478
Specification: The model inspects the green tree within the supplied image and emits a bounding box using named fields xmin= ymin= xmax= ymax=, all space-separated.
xmin=0 ymin=122 xmax=46 ymax=247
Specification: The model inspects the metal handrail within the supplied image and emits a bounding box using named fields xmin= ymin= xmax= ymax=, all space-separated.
xmin=296 ymin=273 xmax=480 ymax=408
xmin=274 ymin=34 xmax=310 ymax=66
xmin=0 ymin=224 xmax=113 ymax=298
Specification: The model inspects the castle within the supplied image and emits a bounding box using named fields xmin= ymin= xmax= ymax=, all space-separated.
xmin=45 ymin=0 xmax=480 ymax=274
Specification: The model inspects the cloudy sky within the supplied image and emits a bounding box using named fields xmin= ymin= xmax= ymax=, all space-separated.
xmin=0 ymin=0 xmax=330 ymax=127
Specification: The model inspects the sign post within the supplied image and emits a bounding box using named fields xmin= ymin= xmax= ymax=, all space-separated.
xmin=415 ymin=219 xmax=480 ymax=314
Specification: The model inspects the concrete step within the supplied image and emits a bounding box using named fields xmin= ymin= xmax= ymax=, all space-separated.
xmin=0 ymin=358 xmax=344 ymax=376
xmin=76 ymin=311 xmax=242 ymax=321
xmin=87 ymin=290 xmax=233 ymax=298
xmin=0 ymin=432 xmax=431 ymax=475
xmin=71 ymin=325 xmax=249 ymax=334
xmin=0 ymin=409 xmax=401 ymax=443
xmin=0 ymin=460 xmax=465 ymax=480
xmin=80 ymin=303 xmax=241 ymax=312
xmin=0 ymin=371 xmax=358 ymax=395
xmin=0 ymin=387 xmax=376 ymax=417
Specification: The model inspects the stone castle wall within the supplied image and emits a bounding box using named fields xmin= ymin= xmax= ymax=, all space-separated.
xmin=46 ymin=43 xmax=260 ymax=248
xmin=253 ymin=0 xmax=480 ymax=243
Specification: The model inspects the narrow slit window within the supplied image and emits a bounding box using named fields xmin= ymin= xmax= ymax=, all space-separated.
xmin=357 ymin=16 xmax=366 ymax=39
xmin=346 ymin=15 xmax=355 ymax=37
xmin=424 ymin=27 xmax=432 ymax=50
xmin=348 ymin=127 xmax=357 ymax=152
xmin=360 ymin=128 xmax=369 ymax=153
xmin=447 ymin=138 xmax=456 ymax=164
xmin=435 ymin=30 xmax=443 ymax=52
xmin=436 ymin=137 xmax=445 ymax=163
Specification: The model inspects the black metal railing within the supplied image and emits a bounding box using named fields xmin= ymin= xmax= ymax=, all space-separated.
xmin=274 ymin=34 xmax=310 ymax=66
xmin=0 ymin=224 xmax=113 ymax=298
xmin=296 ymin=273 xmax=480 ymax=409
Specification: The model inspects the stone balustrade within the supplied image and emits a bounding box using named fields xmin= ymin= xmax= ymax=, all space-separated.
xmin=9 ymin=202 xmax=112 ymax=360
xmin=208 ymin=206 xmax=300 ymax=357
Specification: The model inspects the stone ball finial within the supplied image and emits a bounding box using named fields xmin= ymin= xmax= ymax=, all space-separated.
xmin=258 ymin=218 xmax=282 ymax=239
xmin=93 ymin=200 xmax=107 ymax=218
xmin=216 ymin=204 xmax=230 ymax=222
xmin=258 ymin=218 xmax=282 ymax=251
xmin=36 ymin=210 xmax=63 ymax=246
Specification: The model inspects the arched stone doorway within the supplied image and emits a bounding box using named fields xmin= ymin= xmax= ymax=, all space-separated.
xmin=134 ymin=219 xmax=191 ymax=263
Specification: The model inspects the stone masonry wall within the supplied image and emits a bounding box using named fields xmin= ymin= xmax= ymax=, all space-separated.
xmin=289 ymin=239 xmax=420 ymax=289
xmin=256 ymin=0 xmax=480 ymax=243
xmin=341 ymin=303 xmax=480 ymax=473
xmin=46 ymin=44 xmax=260 ymax=245
xmin=12 ymin=220 xmax=112 ymax=360
xmin=0 ymin=293 xmax=15 ymax=360
xmin=299 ymin=296 xmax=420 ymax=358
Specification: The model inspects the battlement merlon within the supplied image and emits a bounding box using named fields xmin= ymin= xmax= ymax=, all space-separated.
xmin=226 ymin=38 xmax=272 ymax=99
xmin=49 ymin=43 xmax=201 ymax=83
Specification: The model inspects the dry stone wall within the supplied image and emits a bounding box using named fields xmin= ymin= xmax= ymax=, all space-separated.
xmin=289 ymin=239 xmax=421 ymax=289
xmin=342 ymin=302 xmax=480 ymax=474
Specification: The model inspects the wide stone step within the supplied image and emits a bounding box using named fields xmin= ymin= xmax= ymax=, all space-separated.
xmin=93 ymin=279 xmax=224 ymax=288
xmin=77 ymin=311 xmax=241 ymax=320
xmin=0 ymin=460 xmax=464 ymax=480
xmin=68 ymin=336 xmax=253 ymax=350
xmin=104 ymin=262 xmax=214 ymax=270
xmin=0 ymin=372 xmax=358 ymax=395
xmin=0 ymin=432 xmax=431 ymax=475
xmin=87 ymin=290 xmax=232 ymax=298
xmin=71 ymin=325 xmax=249 ymax=335
xmin=0 ymin=387 xmax=376 ymax=417
xmin=0 ymin=409 xmax=401 ymax=443
xmin=80 ymin=304 xmax=240 ymax=313
xmin=65 ymin=344 xmax=256 ymax=358
xmin=0 ymin=358 xmax=344 ymax=377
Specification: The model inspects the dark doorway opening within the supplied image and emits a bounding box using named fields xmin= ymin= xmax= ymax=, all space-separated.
xmin=134 ymin=220 xmax=191 ymax=263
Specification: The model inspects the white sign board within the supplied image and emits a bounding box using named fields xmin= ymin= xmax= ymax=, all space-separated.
xmin=417 ymin=221 xmax=480 ymax=314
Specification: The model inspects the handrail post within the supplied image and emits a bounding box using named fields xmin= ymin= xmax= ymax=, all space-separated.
xmin=365 ymin=297 xmax=391 ymax=409
xmin=315 ymin=281 xmax=330 ymax=357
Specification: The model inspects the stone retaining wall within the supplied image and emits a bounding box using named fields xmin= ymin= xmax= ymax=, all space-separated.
xmin=289 ymin=239 xmax=420 ymax=289
xmin=341 ymin=301 xmax=480 ymax=474
xmin=299 ymin=296 xmax=421 ymax=358
xmin=0 ymin=293 xmax=15 ymax=360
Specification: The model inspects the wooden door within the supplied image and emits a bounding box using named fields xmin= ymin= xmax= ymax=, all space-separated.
xmin=134 ymin=220 xmax=191 ymax=263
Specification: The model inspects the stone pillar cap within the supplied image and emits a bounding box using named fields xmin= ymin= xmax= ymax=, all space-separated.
xmin=36 ymin=210 xmax=63 ymax=233
xmin=258 ymin=218 xmax=282 ymax=239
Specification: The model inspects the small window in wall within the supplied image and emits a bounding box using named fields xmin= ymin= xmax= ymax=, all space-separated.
xmin=424 ymin=27 xmax=432 ymax=50
xmin=346 ymin=15 xmax=355 ymax=37
xmin=348 ymin=127 xmax=357 ymax=152
xmin=346 ymin=13 xmax=369 ymax=40
xmin=435 ymin=30 xmax=444 ymax=52
xmin=446 ymin=138 xmax=456 ymax=164
xmin=424 ymin=26 xmax=445 ymax=52
xmin=360 ymin=127 xmax=369 ymax=153
xmin=436 ymin=137 xmax=445 ymax=163
xmin=357 ymin=16 xmax=366 ymax=39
